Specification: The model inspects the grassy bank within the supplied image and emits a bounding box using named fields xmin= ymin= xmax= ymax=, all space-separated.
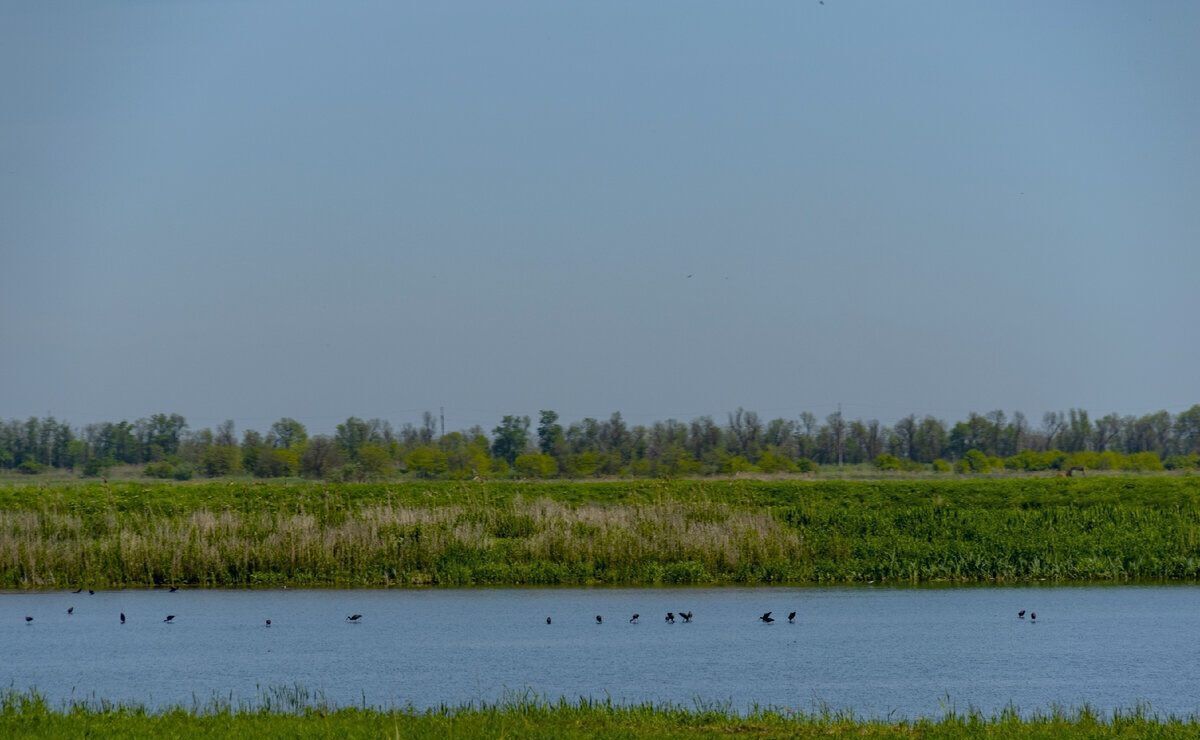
xmin=2 ymin=692 xmax=1199 ymax=739
xmin=1 ymin=477 xmax=1198 ymax=588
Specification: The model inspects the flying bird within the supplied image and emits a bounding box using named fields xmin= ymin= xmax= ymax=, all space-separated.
xmin=788 ymin=611 xmax=796 ymax=623
xmin=630 ymin=614 xmax=639 ymax=623
xmin=346 ymin=614 xmax=363 ymax=622
xmin=760 ymin=612 xmax=775 ymax=624
xmin=163 ymin=615 xmax=175 ymax=623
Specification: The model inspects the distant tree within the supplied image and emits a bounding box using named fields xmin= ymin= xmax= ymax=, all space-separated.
xmin=537 ymin=410 xmax=564 ymax=456
xmin=270 ymin=418 xmax=308 ymax=449
xmin=335 ymin=417 xmax=372 ymax=458
xmin=491 ymin=415 xmax=530 ymax=464
xmin=407 ymin=446 xmax=449 ymax=478
xmin=300 ymin=435 xmax=343 ymax=479
xmin=514 ymin=452 xmax=557 ymax=478
xmin=357 ymin=444 xmax=394 ymax=478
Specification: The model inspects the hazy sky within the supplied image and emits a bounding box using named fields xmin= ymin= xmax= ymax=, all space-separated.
xmin=2 ymin=1 xmax=1197 ymax=434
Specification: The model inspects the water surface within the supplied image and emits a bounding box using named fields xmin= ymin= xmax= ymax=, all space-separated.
xmin=3 ymin=585 xmax=1198 ymax=717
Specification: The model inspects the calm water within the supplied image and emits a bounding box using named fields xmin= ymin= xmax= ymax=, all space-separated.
xmin=2 ymin=585 xmax=1200 ymax=717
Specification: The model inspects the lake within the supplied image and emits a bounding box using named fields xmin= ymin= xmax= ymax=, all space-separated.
xmin=2 ymin=585 xmax=1199 ymax=717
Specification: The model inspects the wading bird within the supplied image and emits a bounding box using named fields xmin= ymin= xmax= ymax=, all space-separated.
xmin=346 ymin=614 xmax=363 ymax=622
xmin=1031 ymin=612 xmax=1037 ymax=622
xmin=630 ymin=614 xmax=639 ymax=623
xmin=24 ymin=616 xmax=32 ymax=624
xmin=1018 ymin=610 xmax=1025 ymax=618
xmin=546 ymin=617 xmax=552 ymax=624
xmin=67 ymin=607 xmax=74 ymax=615
xmin=266 ymin=619 xmax=272 ymax=627
xmin=595 ymin=615 xmax=603 ymax=624
xmin=680 ymin=611 xmax=693 ymax=623
xmin=163 ymin=615 xmax=175 ymax=623
xmin=169 ymin=587 xmax=179 ymax=593
xmin=760 ymin=612 xmax=775 ymax=624
xmin=120 ymin=613 xmax=125 ymax=624
xmin=665 ymin=612 xmax=675 ymax=623
xmin=72 ymin=588 xmax=82 ymax=594
xmin=88 ymin=590 xmax=95 ymax=595
xmin=788 ymin=611 xmax=796 ymax=623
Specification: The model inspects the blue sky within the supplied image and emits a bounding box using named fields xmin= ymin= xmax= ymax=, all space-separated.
xmin=2 ymin=1 xmax=1197 ymax=433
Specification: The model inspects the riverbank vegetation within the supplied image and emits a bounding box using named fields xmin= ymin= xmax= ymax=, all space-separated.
xmin=3 ymin=405 xmax=1198 ymax=481
xmin=1 ymin=477 xmax=1198 ymax=589
xmin=2 ymin=691 xmax=1198 ymax=739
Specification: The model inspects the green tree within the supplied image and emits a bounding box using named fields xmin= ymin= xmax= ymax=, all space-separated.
xmin=271 ymin=418 xmax=308 ymax=449
xmin=299 ymin=436 xmax=343 ymax=479
xmin=491 ymin=415 xmax=530 ymax=465
xmin=357 ymin=444 xmax=394 ymax=478
xmin=514 ymin=452 xmax=557 ymax=478
xmin=407 ymin=446 xmax=449 ymax=478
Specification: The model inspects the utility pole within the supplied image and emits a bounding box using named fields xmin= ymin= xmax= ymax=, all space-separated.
xmin=439 ymin=406 xmax=445 ymax=438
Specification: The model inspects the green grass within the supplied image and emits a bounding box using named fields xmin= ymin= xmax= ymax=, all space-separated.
xmin=2 ymin=691 xmax=1199 ymax=739
xmin=1 ymin=477 xmax=1199 ymax=588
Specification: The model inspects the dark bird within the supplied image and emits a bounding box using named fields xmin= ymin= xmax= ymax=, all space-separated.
xmin=346 ymin=614 xmax=363 ymax=622
xmin=24 ymin=616 xmax=33 ymax=624
xmin=686 ymin=274 xmax=693 ymax=278
xmin=680 ymin=611 xmax=693 ymax=623
xmin=630 ymin=614 xmax=639 ymax=623
xmin=67 ymin=607 xmax=74 ymax=615
xmin=546 ymin=617 xmax=552 ymax=624
xmin=760 ymin=612 xmax=775 ymax=624
xmin=169 ymin=587 xmax=179 ymax=593
xmin=665 ymin=612 xmax=675 ymax=623
xmin=788 ymin=611 xmax=796 ymax=623
xmin=72 ymin=588 xmax=82 ymax=594
xmin=266 ymin=619 xmax=272 ymax=627
xmin=595 ymin=615 xmax=603 ymax=624
xmin=88 ymin=590 xmax=95 ymax=595
xmin=163 ymin=615 xmax=175 ymax=623
xmin=1031 ymin=612 xmax=1037 ymax=621
xmin=120 ymin=612 xmax=125 ymax=624
xmin=1018 ymin=610 xmax=1026 ymax=618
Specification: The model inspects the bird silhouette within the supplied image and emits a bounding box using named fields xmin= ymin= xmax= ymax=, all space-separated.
xmin=346 ymin=614 xmax=363 ymax=622
xmin=665 ymin=612 xmax=675 ymax=623
xmin=266 ymin=619 xmax=272 ymax=627
xmin=680 ymin=611 xmax=693 ymax=623
xmin=169 ymin=587 xmax=179 ymax=593
xmin=788 ymin=611 xmax=796 ymax=623
xmin=595 ymin=615 xmax=603 ymax=624
xmin=760 ymin=612 xmax=775 ymax=624
xmin=1031 ymin=612 xmax=1037 ymax=622
xmin=120 ymin=612 xmax=125 ymax=624
xmin=88 ymin=590 xmax=95 ymax=595
xmin=72 ymin=588 xmax=82 ymax=594
xmin=546 ymin=617 xmax=552 ymax=624
xmin=24 ymin=616 xmax=32 ymax=624
xmin=67 ymin=607 xmax=74 ymax=615
xmin=630 ymin=614 xmax=639 ymax=623
xmin=1018 ymin=610 xmax=1026 ymax=618
xmin=163 ymin=615 xmax=175 ymax=623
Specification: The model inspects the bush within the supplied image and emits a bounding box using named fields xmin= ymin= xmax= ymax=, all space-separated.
xmin=171 ymin=463 xmax=194 ymax=481
xmin=143 ymin=461 xmax=175 ymax=479
xmin=874 ymin=454 xmax=922 ymax=472
xmin=254 ymin=448 xmax=298 ymax=478
xmin=201 ymin=445 xmax=242 ymax=477
xmin=794 ymin=458 xmax=817 ymax=473
xmin=931 ymin=459 xmax=952 ymax=473
xmin=1125 ymin=451 xmax=1165 ymax=472
xmin=514 ymin=453 xmax=558 ymax=479
xmin=407 ymin=447 xmax=449 ymax=478
xmin=357 ymin=445 xmax=394 ymax=479
xmin=81 ymin=457 xmax=116 ymax=477
xmin=16 ymin=460 xmax=45 ymax=475
xmin=1165 ymin=454 xmax=1200 ymax=471
xmin=756 ymin=449 xmax=797 ymax=474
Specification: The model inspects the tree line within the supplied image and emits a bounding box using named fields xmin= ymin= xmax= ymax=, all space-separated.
xmin=1 ymin=405 xmax=1198 ymax=479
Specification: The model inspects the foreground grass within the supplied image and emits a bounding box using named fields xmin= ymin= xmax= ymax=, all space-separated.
xmin=1 ymin=477 xmax=1199 ymax=588
xmin=3 ymin=692 xmax=1200 ymax=739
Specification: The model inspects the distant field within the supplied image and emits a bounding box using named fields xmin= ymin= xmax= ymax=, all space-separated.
xmin=0 ymin=477 xmax=1198 ymax=589
xmin=2 ymin=692 xmax=1198 ymax=739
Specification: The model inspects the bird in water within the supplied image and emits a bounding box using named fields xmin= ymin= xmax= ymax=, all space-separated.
xmin=630 ymin=614 xmax=639 ymax=623
xmin=546 ymin=617 xmax=552 ymax=624
xmin=760 ymin=612 xmax=775 ymax=624
xmin=595 ymin=615 xmax=603 ymax=624
xmin=169 ymin=587 xmax=179 ymax=593
xmin=120 ymin=613 xmax=126 ymax=624
xmin=1031 ymin=612 xmax=1037 ymax=622
xmin=665 ymin=612 xmax=675 ymax=623
xmin=163 ymin=615 xmax=175 ymax=623
xmin=24 ymin=616 xmax=33 ymax=624
xmin=788 ymin=611 xmax=796 ymax=623
xmin=266 ymin=619 xmax=272 ymax=627
xmin=72 ymin=588 xmax=82 ymax=594
xmin=346 ymin=614 xmax=363 ymax=623
xmin=680 ymin=611 xmax=693 ymax=623
xmin=1018 ymin=610 xmax=1026 ymax=619
xmin=67 ymin=607 xmax=74 ymax=615
xmin=88 ymin=590 xmax=95 ymax=595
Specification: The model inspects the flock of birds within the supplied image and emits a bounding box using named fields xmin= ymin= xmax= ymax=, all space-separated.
xmin=21 ymin=589 xmax=1043 ymax=627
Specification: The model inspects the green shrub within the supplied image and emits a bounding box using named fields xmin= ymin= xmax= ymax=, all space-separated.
xmin=1165 ymin=453 xmax=1200 ymax=470
xmin=514 ymin=453 xmax=558 ymax=478
xmin=143 ymin=461 xmax=175 ymax=479
xmin=931 ymin=459 xmax=952 ymax=472
xmin=16 ymin=460 xmax=45 ymax=475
